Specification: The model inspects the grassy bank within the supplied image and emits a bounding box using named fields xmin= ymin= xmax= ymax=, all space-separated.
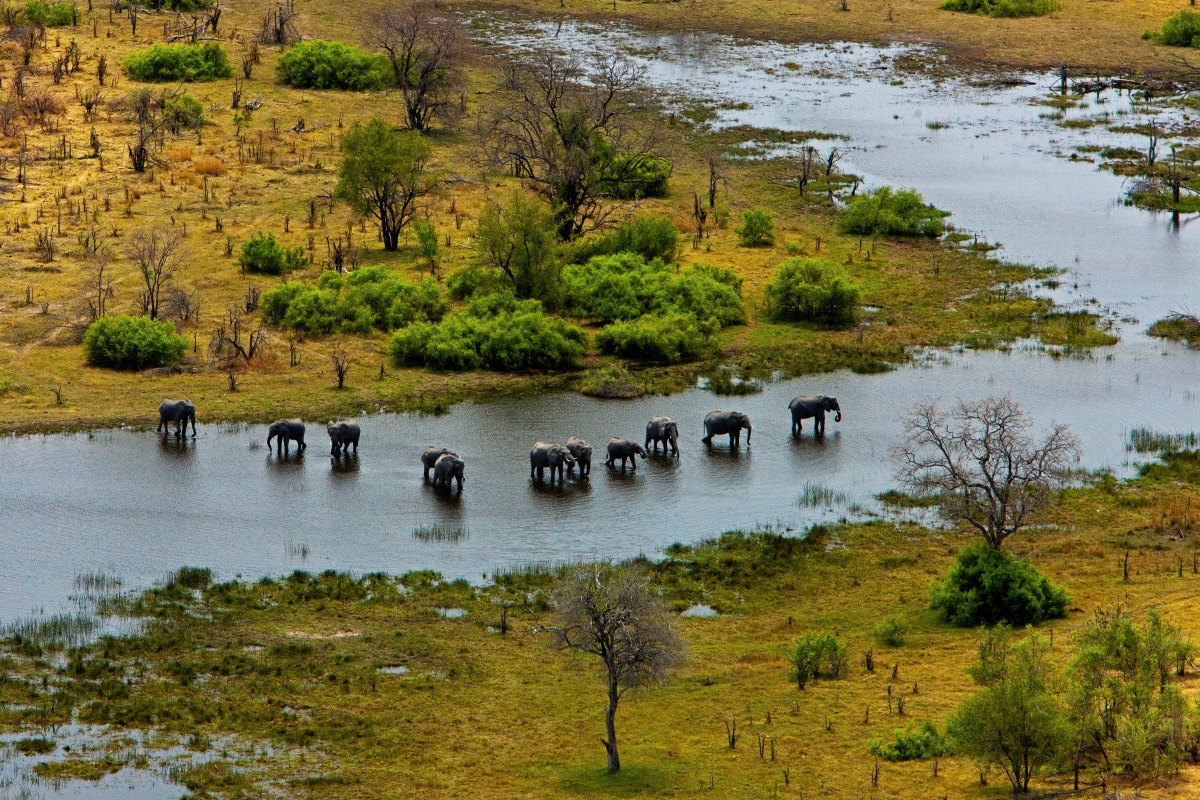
xmin=3 ymin=452 xmax=1200 ymax=797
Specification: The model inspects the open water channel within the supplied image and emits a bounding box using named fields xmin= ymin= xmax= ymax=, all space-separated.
xmin=4 ymin=18 xmax=1200 ymax=627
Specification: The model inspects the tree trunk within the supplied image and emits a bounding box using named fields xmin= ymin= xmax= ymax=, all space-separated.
xmin=604 ymin=674 xmax=620 ymax=772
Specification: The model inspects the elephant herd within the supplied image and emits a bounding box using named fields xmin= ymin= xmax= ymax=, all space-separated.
xmin=155 ymin=394 xmax=845 ymax=494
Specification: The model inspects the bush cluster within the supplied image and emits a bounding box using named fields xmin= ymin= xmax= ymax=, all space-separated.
xmin=788 ymin=631 xmax=847 ymax=689
xmin=1144 ymin=11 xmax=1200 ymax=47
xmin=261 ymin=266 xmax=448 ymax=336
xmin=599 ymin=155 xmax=672 ymax=199
xmin=736 ymin=208 xmax=775 ymax=247
xmin=162 ymin=94 xmax=203 ymax=134
xmin=595 ymin=312 xmax=717 ymax=364
xmin=388 ymin=292 xmax=586 ymax=372
xmin=122 ymin=43 xmax=233 ymax=83
xmin=275 ymin=41 xmax=389 ymax=90
xmin=839 ymin=187 xmax=949 ymax=237
xmin=765 ymin=257 xmax=860 ymax=325
xmin=564 ymin=254 xmax=744 ymax=326
xmin=868 ymin=720 xmax=948 ymax=761
xmin=930 ymin=543 xmax=1069 ymax=627
xmin=238 ymin=233 xmax=305 ymax=276
xmin=23 ymin=1 xmax=74 ymax=25
xmin=83 ymin=315 xmax=189 ymax=370
xmin=572 ymin=216 xmax=680 ymax=265
xmin=940 ymin=0 xmax=1058 ymax=17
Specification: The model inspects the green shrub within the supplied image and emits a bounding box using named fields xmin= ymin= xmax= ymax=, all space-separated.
xmin=14 ymin=738 xmax=56 ymax=755
xmin=1145 ymin=11 xmax=1200 ymax=47
xmin=595 ymin=312 xmax=717 ymax=364
xmin=787 ymin=631 xmax=847 ymax=689
xmin=765 ymin=257 xmax=859 ymax=325
xmin=446 ymin=266 xmax=510 ymax=301
xmin=599 ymin=154 xmax=672 ymax=199
xmin=238 ymin=232 xmax=305 ymax=276
xmin=839 ymin=187 xmax=949 ymax=237
xmin=564 ymin=253 xmax=744 ymax=326
xmin=24 ymin=1 xmax=74 ymax=25
xmin=163 ymin=94 xmax=203 ymax=134
xmin=83 ymin=315 xmax=188 ymax=370
xmin=122 ymin=43 xmax=233 ymax=83
xmin=868 ymin=720 xmax=949 ymax=761
xmin=414 ymin=220 xmax=438 ymax=270
xmin=940 ymin=0 xmax=1058 ymax=17
xmin=875 ymin=615 xmax=909 ymax=647
xmin=261 ymin=265 xmax=448 ymax=336
xmin=275 ymin=41 xmax=388 ymax=90
xmin=387 ymin=292 xmax=585 ymax=372
xmin=930 ymin=543 xmax=1069 ymax=627
xmin=573 ymin=216 xmax=680 ymax=264
xmin=736 ymin=208 xmax=775 ymax=247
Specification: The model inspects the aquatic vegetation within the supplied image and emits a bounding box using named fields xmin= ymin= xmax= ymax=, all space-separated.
xmin=578 ymin=363 xmax=646 ymax=398
xmin=838 ymin=187 xmax=948 ymax=238
xmin=1149 ymin=312 xmax=1200 ymax=346
xmin=798 ymin=482 xmax=849 ymax=509
xmin=706 ymin=368 xmax=764 ymax=395
xmin=413 ymin=524 xmax=469 ymax=542
xmin=1127 ymin=428 xmax=1200 ymax=454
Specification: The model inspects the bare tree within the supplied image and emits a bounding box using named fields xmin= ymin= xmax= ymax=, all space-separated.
xmin=538 ymin=564 xmax=684 ymax=772
xmin=331 ymin=344 xmax=351 ymax=389
xmin=371 ymin=2 xmax=465 ymax=133
xmin=479 ymin=51 xmax=660 ymax=240
xmin=894 ymin=396 xmax=1080 ymax=549
xmin=126 ymin=229 xmax=183 ymax=320
xmin=208 ymin=307 xmax=272 ymax=368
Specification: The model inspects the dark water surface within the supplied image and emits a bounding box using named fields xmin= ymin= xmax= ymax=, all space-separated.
xmin=3 ymin=339 xmax=1198 ymax=620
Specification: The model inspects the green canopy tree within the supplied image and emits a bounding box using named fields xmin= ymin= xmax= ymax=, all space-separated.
xmin=336 ymin=117 xmax=437 ymax=251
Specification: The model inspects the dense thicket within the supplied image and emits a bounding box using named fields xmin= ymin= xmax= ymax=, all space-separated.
xmin=83 ymin=315 xmax=189 ymax=369
xmin=838 ymin=187 xmax=948 ymax=237
xmin=564 ymin=254 xmax=744 ymax=326
xmin=930 ymin=543 xmax=1069 ymax=627
xmin=261 ymin=266 xmax=447 ymax=336
xmin=765 ymin=257 xmax=859 ymax=325
xmin=276 ymin=41 xmax=389 ymax=90
xmin=122 ymin=43 xmax=233 ymax=83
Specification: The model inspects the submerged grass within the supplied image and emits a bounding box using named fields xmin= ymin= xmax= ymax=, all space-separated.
xmin=413 ymin=524 xmax=469 ymax=543
xmin=1128 ymin=428 xmax=1200 ymax=454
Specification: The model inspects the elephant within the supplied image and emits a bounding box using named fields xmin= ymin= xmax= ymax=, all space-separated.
xmin=267 ymin=419 xmax=306 ymax=455
xmin=421 ymin=447 xmax=456 ymax=480
xmin=431 ymin=453 xmax=465 ymax=492
xmin=530 ymin=441 xmax=575 ymax=484
xmin=565 ymin=436 xmax=592 ymax=477
xmin=156 ymin=399 xmax=196 ymax=438
xmin=645 ymin=416 xmax=679 ymax=455
xmin=788 ymin=395 xmax=842 ymax=435
xmin=702 ymin=411 xmax=752 ymax=448
xmin=605 ymin=438 xmax=647 ymax=470
xmin=326 ymin=420 xmax=361 ymax=456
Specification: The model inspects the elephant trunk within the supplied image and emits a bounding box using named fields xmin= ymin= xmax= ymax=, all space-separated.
xmin=745 ymin=423 xmax=752 ymax=443
xmin=835 ymin=411 xmax=842 ymax=422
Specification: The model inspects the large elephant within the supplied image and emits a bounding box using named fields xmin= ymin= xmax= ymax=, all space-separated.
xmin=421 ymin=447 xmax=456 ymax=480
xmin=565 ymin=436 xmax=592 ymax=477
xmin=530 ymin=441 xmax=575 ymax=484
xmin=267 ymin=419 xmax=306 ymax=455
xmin=156 ymin=399 xmax=196 ymax=438
xmin=327 ymin=420 xmax=361 ymax=456
xmin=788 ymin=395 xmax=842 ymax=435
xmin=432 ymin=453 xmax=465 ymax=492
xmin=605 ymin=438 xmax=647 ymax=470
xmin=702 ymin=411 xmax=752 ymax=448
xmin=645 ymin=416 xmax=679 ymax=455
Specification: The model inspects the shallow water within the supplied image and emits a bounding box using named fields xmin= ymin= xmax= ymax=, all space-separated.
xmin=2 ymin=337 xmax=1197 ymax=621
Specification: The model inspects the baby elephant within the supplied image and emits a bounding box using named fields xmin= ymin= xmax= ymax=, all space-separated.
xmin=157 ymin=398 xmax=197 ymax=438
xmin=421 ymin=447 xmax=456 ymax=480
xmin=431 ymin=452 xmax=465 ymax=492
xmin=645 ymin=416 xmax=679 ymax=455
xmin=327 ymin=420 xmax=360 ymax=456
xmin=605 ymin=438 xmax=647 ymax=470
xmin=267 ymin=419 xmax=306 ymax=455
xmin=565 ymin=436 xmax=592 ymax=478
xmin=530 ymin=441 xmax=575 ymax=484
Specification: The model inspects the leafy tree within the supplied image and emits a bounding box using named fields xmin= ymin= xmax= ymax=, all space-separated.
xmin=948 ymin=631 xmax=1068 ymax=794
xmin=838 ymin=187 xmax=949 ymax=238
xmin=895 ymin=396 xmax=1080 ymax=549
xmin=736 ymin=208 xmax=775 ymax=247
xmin=480 ymin=51 xmax=663 ymax=240
xmin=538 ymin=565 xmax=683 ymax=772
xmin=414 ymin=219 xmax=439 ymax=273
xmin=83 ymin=315 xmax=188 ymax=369
xmin=765 ymin=257 xmax=859 ymax=325
xmin=336 ymin=117 xmax=437 ymax=251
xmin=930 ymin=543 xmax=1069 ymax=627
xmin=473 ymin=189 xmax=562 ymax=302
xmin=370 ymin=2 xmax=466 ymax=132
xmin=162 ymin=94 xmax=203 ymax=134
xmin=275 ymin=41 xmax=388 ymax=90
xmin=787 ymin=631 xmax=848 ymax=689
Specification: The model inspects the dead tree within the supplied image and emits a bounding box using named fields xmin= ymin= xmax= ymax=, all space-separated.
xmin=331 ymin=343 xmax=351 ymax=389
xmin=209 ymin=308 xmax=272 ymax=368
xmin=894 ymin=396 xmax=1080 ymax=550
xmin=536 ymin=565 xmax=684 ymax=772
xmin=255 ymin=0 xmax=300 ymax=48
xmin=126 ymin=229 xmax=183 ymax=320
xmin=370 ymin=2 xmax=466 ymax=132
